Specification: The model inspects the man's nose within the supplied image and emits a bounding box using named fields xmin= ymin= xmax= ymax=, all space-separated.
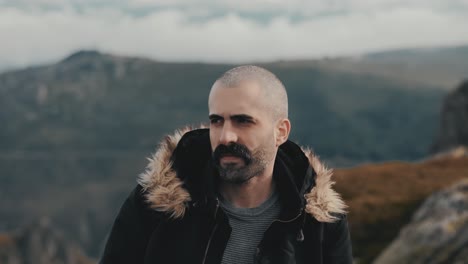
xmin=219 ymin=124 xmax=238 ymax=145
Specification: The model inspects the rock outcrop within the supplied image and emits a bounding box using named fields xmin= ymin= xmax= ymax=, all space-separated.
xmin=0 ymin=218 xmax=93 ymax=264
xmin=431 ymin=80 xmax=468 ymax=153
xmin=430 ymin=145 xmax=468 ymax=160
xmin=374 ymin=179 xmax=468 ymax=264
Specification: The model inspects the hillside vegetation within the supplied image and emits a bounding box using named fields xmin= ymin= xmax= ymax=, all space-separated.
xmin=334 ymin=154 xmax=468 ymax=263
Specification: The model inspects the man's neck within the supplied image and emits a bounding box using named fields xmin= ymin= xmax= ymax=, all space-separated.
xmin=219 ymin=170 xmax=275 ymax=208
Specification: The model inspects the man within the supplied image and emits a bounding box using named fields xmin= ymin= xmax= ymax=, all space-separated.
xmin=101 ymin=66 xmax=352 ymax=264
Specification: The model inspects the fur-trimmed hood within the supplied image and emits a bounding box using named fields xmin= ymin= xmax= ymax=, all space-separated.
xmin=138 ymin=127 xmax=347 ymax=223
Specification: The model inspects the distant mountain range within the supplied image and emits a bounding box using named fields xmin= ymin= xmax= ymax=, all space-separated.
xmin=298 ymin=45 xmax=468 ymax=89
xmin=2 ymin=44 xmax=467 ymax=87
xmin=1 ymin=48 xmax=455 ymax=163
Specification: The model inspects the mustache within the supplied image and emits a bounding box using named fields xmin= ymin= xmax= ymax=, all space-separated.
xmin=213 ymin=143 xmax=252 ymax=165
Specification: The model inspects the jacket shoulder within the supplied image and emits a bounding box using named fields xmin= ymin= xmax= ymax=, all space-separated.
xmin=100 ymin=185 xmax=162 ymax=264
xmin=322 ymin=214 xmax=353 ymax=263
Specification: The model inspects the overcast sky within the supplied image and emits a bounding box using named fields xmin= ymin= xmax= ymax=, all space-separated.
xmin=1 ymin=0 xmax=468 ymax=70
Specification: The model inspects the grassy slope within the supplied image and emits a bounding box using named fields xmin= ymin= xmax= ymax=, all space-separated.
xmin=334 ymin=156 xmax=468 ymax=263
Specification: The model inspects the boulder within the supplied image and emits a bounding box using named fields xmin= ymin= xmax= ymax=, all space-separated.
xmin=374 ymin=179 xmax=468 ymax=264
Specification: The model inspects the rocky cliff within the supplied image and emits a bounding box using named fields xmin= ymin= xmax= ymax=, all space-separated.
xmin=373 ymin=179 xmax=468 ymax=264
xmin=431 ymin=80 xmax=468 ymax=153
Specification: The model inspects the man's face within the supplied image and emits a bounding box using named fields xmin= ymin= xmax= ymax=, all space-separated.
xmin=208 ymin=80 xmax=278 ymax=184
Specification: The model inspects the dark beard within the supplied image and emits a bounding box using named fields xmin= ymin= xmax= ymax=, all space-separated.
xmin=213 ymin=143 xmax=267 ymax=184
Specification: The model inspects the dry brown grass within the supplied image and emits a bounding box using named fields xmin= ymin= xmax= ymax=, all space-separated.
xmin=0 ymin=234 xmax=14 ymax=247
xmin=333 ymin=156 xmax=468 ymax=263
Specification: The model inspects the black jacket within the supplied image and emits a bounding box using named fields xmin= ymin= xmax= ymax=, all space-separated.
xmin=101 ymin=128 xmax=352 ymax=264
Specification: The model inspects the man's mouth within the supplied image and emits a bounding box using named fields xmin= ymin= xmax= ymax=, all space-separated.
xmin=219 ymin=155 xmax=244 ymax=165
xmin=220 ymin=155 xmax=243 ymax=163
xmin=213 ymin=143 xmax=251 ymax=167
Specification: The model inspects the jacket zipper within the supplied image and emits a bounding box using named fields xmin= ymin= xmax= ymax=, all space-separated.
xmin=255 ymin=207 xmax=304 ymax=261
xmin=273 ymin=207 xmax=303 ymax=224
xmin=202 ymin=198 xmax=220 ymax=264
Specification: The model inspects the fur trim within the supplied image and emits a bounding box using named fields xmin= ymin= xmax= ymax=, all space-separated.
xmin=138 ymin=128 xmax=347 ymax=222
xmin=302 ymin=148 xmax=347 ymax=223
xmin=137 ymin=127 xmax=193 ymax=219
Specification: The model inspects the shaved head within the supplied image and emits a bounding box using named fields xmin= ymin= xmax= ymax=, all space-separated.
xmin=208 ymin=65 xmax=292 ymax=185
xmin=213 ymin=65 xmax=288 ymax=121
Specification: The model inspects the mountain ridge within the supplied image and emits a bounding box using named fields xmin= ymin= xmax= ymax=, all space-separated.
xmin=3 ymin=43 xmax=467 ymax=88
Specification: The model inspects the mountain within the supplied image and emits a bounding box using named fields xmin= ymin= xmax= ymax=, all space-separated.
xmin=365 ymin=45 xmax=468 ymax=65
xmin=0 ymin=50 xmax=445 ymax=163
xmin=374 ymin=178 xmax=468 ymax=264
xmin=0 ymin=64 xmax=11 ymax=74
xmin=431 ymin=80 xmax=468 ymax=153
xmin=313 ymin=45 xmax=468 ymax=89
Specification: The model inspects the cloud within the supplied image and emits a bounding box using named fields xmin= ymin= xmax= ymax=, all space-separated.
xmin=1 ymin=3 xmax=468 ymax=69
xmin=5 ymin=0 xmax=468 ymax=16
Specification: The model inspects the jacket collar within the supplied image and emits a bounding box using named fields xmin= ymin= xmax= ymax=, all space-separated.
xmin=137 ymin=127 xmax=347 ymax=223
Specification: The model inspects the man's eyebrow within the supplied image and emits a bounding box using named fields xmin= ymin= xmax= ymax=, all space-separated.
xmin=208 ymin=114 xmax=254 ymax=121
xmin=231 ymin=114 xmax=254 ymax=121
xmin=208 ymin=114 xmax=223 ymax=120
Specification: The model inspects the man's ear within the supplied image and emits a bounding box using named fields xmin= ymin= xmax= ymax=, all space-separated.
xmin=275 ymin=118 xmax=291 ymax=147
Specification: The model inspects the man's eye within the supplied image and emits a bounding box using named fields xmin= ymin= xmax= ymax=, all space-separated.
xmin=236 ymin=118 xmax=252 ymax=124
xmin=210 ymin=119 xmax=221 ymax=124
